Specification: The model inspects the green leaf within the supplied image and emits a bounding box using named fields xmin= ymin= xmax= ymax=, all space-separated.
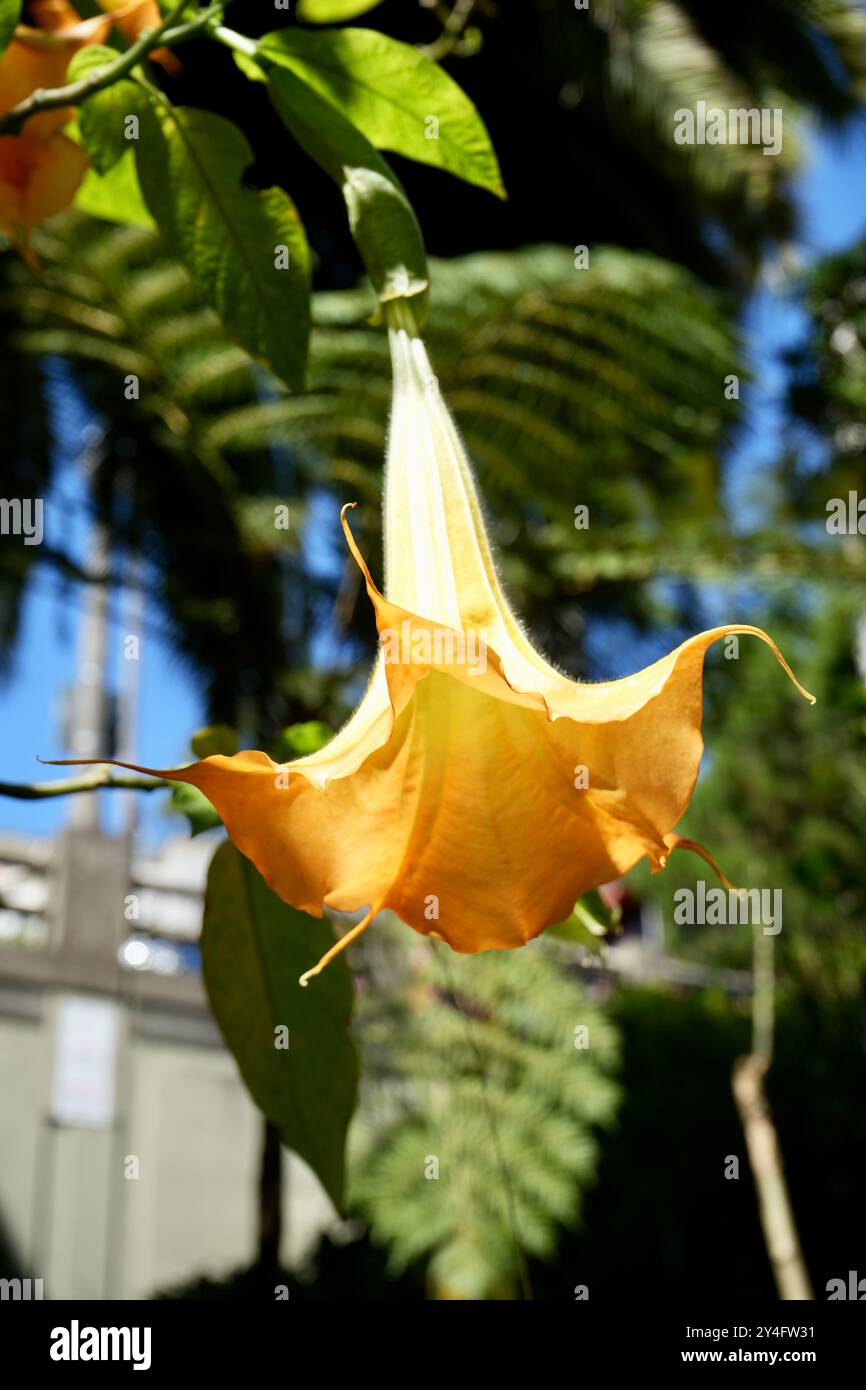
xmin=135 ymin=101 xmax=311 ymax=389
xmin=271 ymin=720 xmax=333 ymax=762
xmin=168 ymin=780 xmax=223 ymax=836
xmin=202 ymin=842 xmax=358 ymax=1209
xmin=259 ymin=27 xmax=505 ymax=198
xmin=297 ymin=0 xmax=383 ymax=23
xmin=0 ymin=0 xmax=20 ymax=63
xmin=69 ymin=46 xmax=148 ymax=176
xmin=267 ymin=65 xmax=427 ymax=308
xmin=190 ymin=723 xmax=238 ymax=758
xmin=232 ymin=49 xmax=267 ymax=84
xmin=74 ymin=153 xmax=154 ymax=227
xmin=547 ymin=890 xmax=620 ymax=953
xmin=67 ymin=111 xmax=154 ymax=228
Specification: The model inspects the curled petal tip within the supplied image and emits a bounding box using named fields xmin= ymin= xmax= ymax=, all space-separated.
xmin=299 ymin=903 xmax=380 ymax=984
xmin=339 ymin=503 xmax=379 ymax=597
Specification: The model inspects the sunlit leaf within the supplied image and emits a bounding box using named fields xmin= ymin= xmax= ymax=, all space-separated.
xmin=271 ymin=720 xmax=333 ymax=761
xmin=259 ymin=26 xmax=505 ymax=198
xmin=296 ymin=0 xmax=383 ymax=23
xmin=267 ymin=65 xmax=427 ymax=308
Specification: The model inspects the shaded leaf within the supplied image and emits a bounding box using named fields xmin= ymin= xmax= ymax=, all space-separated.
xmin=135 ymin=101 xmax=311 ymax=389
xmin=70 ymin=45 xmax=147 ymax=176
xmin=202 ymin=841 xmax=359 ymax=1209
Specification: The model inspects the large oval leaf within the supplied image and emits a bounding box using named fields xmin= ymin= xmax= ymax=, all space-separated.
xmin=202 ymin=841 xmax=359 ymax=1210
xmin=135 ymin=102 xmax=311 ymax=389
xmin=259 ymin=26 xmax=505 ymax=198
xmin=267 ymin=64 xmax=427 ymax=308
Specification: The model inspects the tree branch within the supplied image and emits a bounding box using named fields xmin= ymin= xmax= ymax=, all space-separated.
xmin=731 ymin=930 xmax=814 ymax=1300
xmin=0 ymin=768 xmax=168 ymax=800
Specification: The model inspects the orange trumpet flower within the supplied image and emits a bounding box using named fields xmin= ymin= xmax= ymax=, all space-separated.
xmin=50 ymin=314 xmax=815 ymax=983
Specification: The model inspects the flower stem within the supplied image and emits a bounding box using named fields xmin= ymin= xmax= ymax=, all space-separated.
xmin=383 ymin=298 xmax=421 ymax=336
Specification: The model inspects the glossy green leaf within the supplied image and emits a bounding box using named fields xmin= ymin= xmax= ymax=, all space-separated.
xmin=297 ymin=0 xmax=383 ymax=23
xmin=70 ymin=46 xmax=148 ymax=176
xmin=267 ymin=65 xmax=427 ymax=308
xmin=135 ymin=101 xmax=311 ymax=389
xmin=202 ymin=841 xmax=359 ymax=1209
xmin=259 ymin=26 xmax=505 ymax=198
xmin=0 ymin=0 xmax=20 ymax=63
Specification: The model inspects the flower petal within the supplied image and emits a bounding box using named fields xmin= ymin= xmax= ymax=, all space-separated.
xmin=0 ymin=128 xmax=88 ymax=245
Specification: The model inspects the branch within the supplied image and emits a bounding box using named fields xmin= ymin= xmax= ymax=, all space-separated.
xmin=731 ymin=930 xmax=814 ymax=1300
xmin=0 ymin=2 xmax=217 ymax=136
xmin=0 ymin=768 xmax=168 ymax=800
xmin=420 ymin=0 xmax=491 ymax=61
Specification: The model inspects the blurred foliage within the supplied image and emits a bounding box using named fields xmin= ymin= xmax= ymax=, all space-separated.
xmin=350 ymin=925 xmax=619 ymax=1299
xmin=0 ymin=213 xmax=748 ymax=701
xmin=641 ymin=589 xmax=866 ymax=997
xmin=787 ymin=237 xmax=866 ymax=509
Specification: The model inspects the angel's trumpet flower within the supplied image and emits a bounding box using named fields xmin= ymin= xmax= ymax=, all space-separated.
xmin=50 ymin=308 xmax=814 ymax=983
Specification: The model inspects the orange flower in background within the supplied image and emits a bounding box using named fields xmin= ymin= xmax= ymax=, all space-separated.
xmin=0 ymin=126 xmax=87 ymax=252
xmin=52 ymin=314 xmax=815 ymax=983
xmin=95 ymin=0 xmax=180 ymax=73
xmin=0 ymin=0 xmax=175 ymax=254
xmin=0 ymin=3 xmax=113 ymax=127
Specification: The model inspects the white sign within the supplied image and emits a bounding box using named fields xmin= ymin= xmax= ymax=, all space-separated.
xmin=50 ymin=996 xmax=120 ymax=1129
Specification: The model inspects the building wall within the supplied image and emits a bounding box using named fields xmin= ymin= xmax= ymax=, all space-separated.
xmin=0 ymin=987 xmax=335 ymax=1299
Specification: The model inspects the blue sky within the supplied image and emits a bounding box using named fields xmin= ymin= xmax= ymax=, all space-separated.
xmin=2 ymin=125 xmax=866 ymax=844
